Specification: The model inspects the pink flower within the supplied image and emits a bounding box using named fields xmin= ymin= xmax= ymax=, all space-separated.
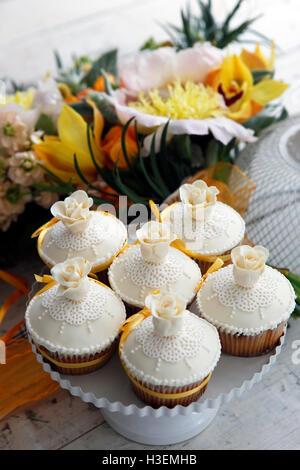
xmin=0 ymin=103 xmax=38 ymax=156
xmin=8 ymin=151 xmax=45 ymax=186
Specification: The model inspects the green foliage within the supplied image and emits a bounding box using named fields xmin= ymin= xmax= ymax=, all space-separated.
xmin=244 ymin=103 xmax=288 ymax=135
xmin=55 ymin=49 xmax=118 ymax=95
xmin=252 ymin=69 xmax=274 ymax=85
xmin=35 ymin=113 xmax=56 ymax=135
xmin=285 ymin=272 xmax=300 ymax=320
xmin=161 ymin=0 xmax=269 ymax=50
xmin=73 ymin=118 xmax=237 ymax=206
xmin=81 ymin=49 xmax=118 ymax=87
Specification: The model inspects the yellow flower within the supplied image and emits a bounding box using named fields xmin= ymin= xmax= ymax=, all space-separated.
xmin=240 ymin=42 xmax=275 ymax=71
xmin=128 ymin=80 xmax=226 ymax=120
xmin=34 ymin=105 xmax=104 ymax=183
xmin=1 ymin=90 xmax=34 ymax=110
xmin=205 ymin=54 xmax=288 ymax=123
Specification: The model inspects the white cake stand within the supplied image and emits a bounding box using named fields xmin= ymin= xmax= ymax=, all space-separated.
xmin=30 ymin=322 xmax=285 ymax=446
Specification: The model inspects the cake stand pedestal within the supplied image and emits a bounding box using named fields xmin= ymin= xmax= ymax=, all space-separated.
xmin=31 ymin=328 xmax=285 ymax=446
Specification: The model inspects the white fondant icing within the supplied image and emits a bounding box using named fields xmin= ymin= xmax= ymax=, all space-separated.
xmin=40 ymin=211 xmax=127 ymax=269
xmin=108 ymin=244 xmax=201 ymax=307
xmin=196 ymin=264 xmax=296 ymax=336
xmin=120 ymin=311 xmax=221 ymax=386
xmin=25 ymin=278 xmax=126 ymax=355
xmin=163 ymin=201 xmax=245 ymax=255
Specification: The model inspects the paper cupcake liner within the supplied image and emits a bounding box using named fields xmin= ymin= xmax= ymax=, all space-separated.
xmin=129 ymin=376 xmax=210 ymax=409
xmin=35 ymin=338 xmax=118 ymax=375
xmin=218 ymin=322 xmax=286 ymax=357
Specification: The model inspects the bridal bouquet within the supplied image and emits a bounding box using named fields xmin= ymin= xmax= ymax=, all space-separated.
xmin=0 ymin=0 xmax=289 ymax=232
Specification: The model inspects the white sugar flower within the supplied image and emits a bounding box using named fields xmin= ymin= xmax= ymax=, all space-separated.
xmin=51 ymin=257 xmax=92 ymax=300
xmin=136 ymin=221 xmax=176 ymax=264
xmin=51 ymin=190 xmax=93 ymax=233
xmin=231 ymin=245 xmax=269 ymax=288
xmin=145 ymin=290 xmax=186 ymax=336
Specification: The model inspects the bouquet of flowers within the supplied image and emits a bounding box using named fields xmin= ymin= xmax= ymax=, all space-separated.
xmin=0 ymin=0 xmax=289 ymax=232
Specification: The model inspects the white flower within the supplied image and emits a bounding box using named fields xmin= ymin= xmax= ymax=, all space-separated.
xmin=51 ymin=190 xmax=93 ymax=233
xmin=31 ymin=77 xmax=64 ymax=126
xmin=145 ymin=290 xmax=186 ymax=336
xmin=106 ymin=43 xmax=256 ymax=146
xmin=136 ymin=221 xmax=176 ymax=264
xmin=179 ymin=179 xmax=219 ymax=220
xmin=231 ymin=245 xmax=269 ymax=288
xmin=51 ymin=257 xmax=92 ymax=300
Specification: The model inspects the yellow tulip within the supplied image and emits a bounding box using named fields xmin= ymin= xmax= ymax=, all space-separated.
xmin=34 ymin=105 xmax=104 ymax=183
xmin=205 ymin=54 xmax=288 ymax=123
xmin=240 ymin=42 xmax=275 ymax=71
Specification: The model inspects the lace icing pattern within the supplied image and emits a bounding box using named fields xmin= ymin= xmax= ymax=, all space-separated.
xmin=48 ymin=213 xmax=108 ymax=251
xmin=124 ymin=248 xmax=182 ymax=288
xmin=211 ymin=265 xmax=279 ymax=314
xmin=135 ymin=316 xmax=205 ymax=363
xmin=40 ymin=282 xmax=113 ymax=326
xmin=170 ymin=203 xmax=231 ymax=241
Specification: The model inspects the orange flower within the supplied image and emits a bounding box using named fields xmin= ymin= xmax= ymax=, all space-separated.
xmin=93 ymin=73 xmax=116 ymax=92
xmin=240 ymin=42 xmax=275 ymax=71
xmin=102 ymin=125 xmax=138 ymax=169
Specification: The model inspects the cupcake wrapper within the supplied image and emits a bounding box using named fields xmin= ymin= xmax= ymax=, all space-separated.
xmin=130 ymin=376 xmax=210 ymax=408
xmin=218 ymin=322 xmax=286 ymax=357
xmin=36 ymin=339 xmax=118 ymax=375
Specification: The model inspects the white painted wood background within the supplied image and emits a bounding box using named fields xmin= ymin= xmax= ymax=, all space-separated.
xmin=0 ymin=0 xmax=300 ymax=450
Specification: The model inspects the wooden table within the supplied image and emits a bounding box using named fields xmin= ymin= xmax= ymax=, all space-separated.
xmin=0 ymin=0 xmax=300 ymax=450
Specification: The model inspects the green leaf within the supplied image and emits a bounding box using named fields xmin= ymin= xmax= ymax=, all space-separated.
xmin=87 ymin=91 xmax=119 ymax=124
xmin=222 ymin=0 xmax=244 ymax=33
xmin=244 ymin=104 xmax=288 ymax=135
xmin=70 ymin=101 xmax=94 ymax=120
xmin=149 ymin=132 xmax=170 ymax=197
xmin=121 ymin=117 xmax=136 ymax=171
xmin=114 ymin=166 xmax=148 ymax=204
xmin=252 ymin=69 xmax=274 ymax=85
xmin=35 ymin=113 xmax=56 ymax=135
xmin=54 ymin=50 xmax=63 ymax=70
xmin=205 ymin=140 xmax=219 ymax=166
xmin=137 ymin=140 xmax=165 ymax=198
xmin=82 ymin=49 xmax=118 ymax=87
xmin=32 ymin=181 xmax=74 ymax=194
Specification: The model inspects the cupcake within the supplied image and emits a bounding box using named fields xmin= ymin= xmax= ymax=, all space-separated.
xmin=32 ymin=190 xmax=127 ymax=282
xmin=119 ymin=290 xmax=221 ymax=408
xmin=161 ymin=179 xmax=245 ymax=273
xmin=108 ymin=220 xmax=201 ymax=316
xmin=197 ymin=245 xmax=296 ymax=356
xmin=25 ymin=257 xmax=126 ymax=374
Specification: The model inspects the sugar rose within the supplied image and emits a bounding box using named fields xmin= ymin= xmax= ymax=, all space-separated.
xmin=231 ymin=245 xmax=269 ymax=288
xmin=51 ymin=190 xmax=93 ymax=233
xmin=51 ymin=257 xmax=92 ymax=300
xmin=145 ymin=290 xmax=186 ymax=336
xmin=179 ymin=180 xmax=219 ymax=220
xmin=136 ymin=221 xmax=176 ymax=264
